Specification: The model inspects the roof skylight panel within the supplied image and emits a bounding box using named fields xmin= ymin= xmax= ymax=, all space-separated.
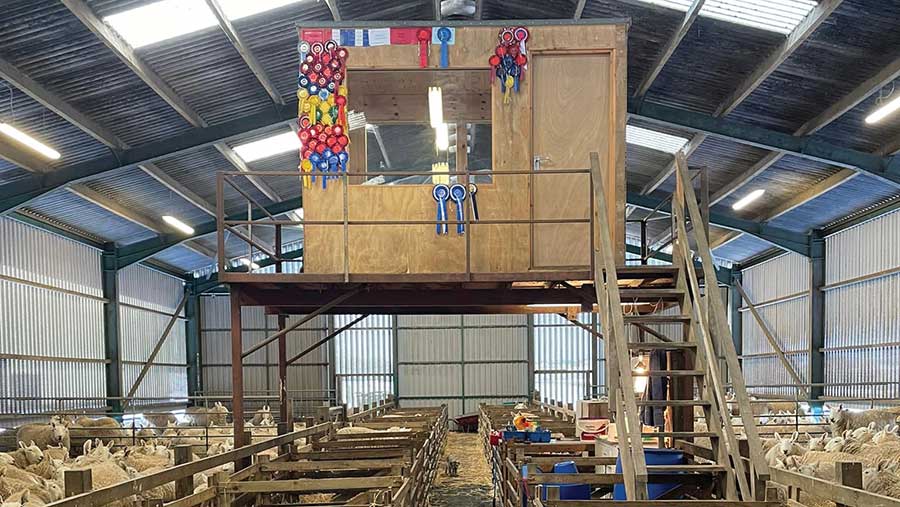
xmin=626 ymin=125 xmax=689 ymax=154
xmin=104 ymin=0 xmax=306 ymax=48
xmin=634 ymin=0 xmax=818 ymax=35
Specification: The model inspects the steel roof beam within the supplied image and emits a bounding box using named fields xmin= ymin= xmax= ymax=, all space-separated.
xmin=205 ymin=0 xmax=285 ymax=105
xmin=715 ymin=0 xmax=845 ymax=117
xmin=710 ymin=169 xmax=858 ymax=252
xmin=640 ymin=133 xmax=706 ymax=195
xmin=213 ymin=142 xmax=283 ymax=202
xmin=0 ymin=104 xmax=295 ymax=215
xmin=640 ymin=0 xmax=842 ymax=195
xmin=628 ymin=99 xmax=900 ymax=189
xmin=139 ymin=163 xmax=216 ymax=217
xmin=0 ymin=57 xmax=127 ymax=150
xmin=633 ymin=0 xmax=706 ymax=101
xmin=323 ymin=0 xmax=341 ymax=20
xmin=116 ymin=197 xmax=302 ymax=268
xmin=0 ymin=136 xmax=52 ymax=174
xmin=712 ymin=53 xmax=900 ymax=205
xmin=574 ymin=0 xmax=587 ymax=19
xmin=61 ymin=0 xmax=207 ymax=128
xmin=627 ymin=192 xmax=810 ymax=256
xmin=67 ymin=183 xmax=216 ymax=259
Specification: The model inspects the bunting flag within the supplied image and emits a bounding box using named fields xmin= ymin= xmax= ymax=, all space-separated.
xmin=297 ymin=37 xmax=349 ymax=190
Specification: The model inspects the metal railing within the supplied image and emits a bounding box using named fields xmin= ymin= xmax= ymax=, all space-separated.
xmin=216 ymin=168 xmax=596 ymax=280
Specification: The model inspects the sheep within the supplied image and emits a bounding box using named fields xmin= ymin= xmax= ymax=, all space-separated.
xmin=184 ymin=402 xmax=229 ymax=427
xmin=856 ymin=441 xmax=900 ymax=469
xmin=806 ymin=432 xmax=828 ymax=452
xmin=827 ymin=404 xmax=900 ymax=435
xmin=15 ymin=420 xmax=69 ymax=451
xmin=768 ymin=401 xmax=804 ymax=416
xmin=765 ymin=432 xmax=806 ymax=466
xmin=874 ymin=425 xmax=900 ymax=445
xmin=249 ymin=405 xmax=274 ymax=426
xmin=1 ymin=443 xmax=42 ymax=469
xmin=863 ymin=466 xmax=900 ymax=498
xmin=41 ymin=444 xmax=68 ymax=463
xmin=70 ymin=416 xmax=129 ymax=446
xmin=142 ymin=413 xmax=177 ymax=430
xmin=2 ymin=475 xmax=63 ymax=505
xmin=825 ymin=434 xmax=847 ymax=453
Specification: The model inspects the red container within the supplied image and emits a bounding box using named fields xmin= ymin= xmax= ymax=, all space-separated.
xmin=489 ymin=430 xmax=502 ymax=446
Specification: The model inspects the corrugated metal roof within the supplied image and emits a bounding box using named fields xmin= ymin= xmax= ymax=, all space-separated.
xmin=22 ymin=188 xmax=158 ymax=244
xmin=712 ymin=233 xmax=774 ymax=262
xmin=0 ymin=0 xmax=897 ymax=268
xmin=645 ymin=15 xmax=784 ymax=114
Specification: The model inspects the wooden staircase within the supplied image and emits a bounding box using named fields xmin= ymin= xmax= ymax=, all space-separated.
xmin=589 ymin=152 xmax=769 ymax=502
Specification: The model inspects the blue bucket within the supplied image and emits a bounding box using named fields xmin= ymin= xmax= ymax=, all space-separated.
xmin=521 ymin=462 xmax=591 ymax=505
xmin=613 ymin=449 xmax=685 ymax=500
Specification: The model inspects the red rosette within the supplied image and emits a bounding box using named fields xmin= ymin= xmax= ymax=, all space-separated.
xmin=489 ymin=54 xmax=501 ymax=67
xmin=332 ymin=125 xmax=344 ymax=137
xmin=315 ymin=143 xmax=326 ymax=154
xmin=337 ymin=134 xmax=349 ymax=146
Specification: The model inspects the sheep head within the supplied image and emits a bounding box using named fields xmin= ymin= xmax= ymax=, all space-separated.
xmin=18 ymin=441 xmax=42 ymax=465
xmin=49 ymin=420 xmax=69 ymax=444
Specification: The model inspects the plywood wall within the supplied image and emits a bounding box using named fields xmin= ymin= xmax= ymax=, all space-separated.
xmin=302 ymin=22 xmax=627 ymax=275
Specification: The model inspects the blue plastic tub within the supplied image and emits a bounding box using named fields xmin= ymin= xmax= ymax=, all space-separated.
xmin=613 ymin=448 xmax=685 ymax=500
xmin=502 ymin=428 xmax=551 ymax=442
xmin=520 ymin=461 xmax=591 ymax=506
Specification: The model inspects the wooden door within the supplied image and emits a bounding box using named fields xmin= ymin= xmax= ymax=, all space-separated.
xmin=531 ymin=52 xmax=612 ymax=269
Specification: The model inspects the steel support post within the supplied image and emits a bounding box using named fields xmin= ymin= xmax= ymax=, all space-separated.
xmin=730 ymin=270 xmax=743 ymax=367
xmin=809 ymin=232 xmax=826 ymax=401
xmin=277 ymin=314 xmax=289 ymax=428
xmin=102 ymin=244 xmax=123 ymax=414
xmin=185 ymin=284 xmax=202 ymax=397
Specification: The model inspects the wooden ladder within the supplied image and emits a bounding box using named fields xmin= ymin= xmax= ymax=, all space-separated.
xmin=589 ymin=152 xmax=770 ymax=502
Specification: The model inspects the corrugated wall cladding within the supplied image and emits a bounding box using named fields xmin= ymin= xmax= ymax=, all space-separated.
xmin=743 ymin=252 xmax=810 ymax=301
xmin=0 ymin=218 xmax=106 ymax=424
xmin=739 ymin=252 xmax=811 ymax=397
xmin=118 ymin=264 xmax=187 ymax=405
xmin=336 ymin=315 xmax=393 ymax=409
xmin=535 ymin=312 xmax=597 ymax=405
xmin=1 ymin=217 xmax=102 ymax=295
xmin=742 ymin=353 xmax=809 ymax=398
xmin=199 ymin=297 xmax=330 ymax=413
xmin=823 ymin=210 xmax=900 ymax=400
xmin=826 ymin=210 xmax=900 ymax=285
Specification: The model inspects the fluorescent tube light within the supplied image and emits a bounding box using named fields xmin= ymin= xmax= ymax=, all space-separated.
xmin=428 ymin=87 xmax=444 ymax=129
xmin=435 ymin=123 xmax=450 ymax=152
xmin=626 ymin=125 xmax=688 ymax=154
xmin=0 ymin=123 xmax=61 ymax=160
xmin=732 ymin=189 xmax=765 ymax=211
xmin=232 ymin=131 xmax=300 ymax=163
xmin=104 ymin=0 xmax=304 ymax=48
xmin=162 ymin=215 xmax=195 ymax=235
xmin=865 ymin=95 xmax=900 ymax=125
xmin=240 ymin=258 xmax=261 ymax=270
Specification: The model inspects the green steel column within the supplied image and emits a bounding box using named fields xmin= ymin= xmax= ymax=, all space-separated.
xmin=809 ymin=232 xmax=826 ymax=401
xmin=730 ymin=270 xmax=743 ymax=366
xmin=185 ymin=283 xmax=202 ymax=397
xmin=101 ymin=244 xmax=123 ymax=414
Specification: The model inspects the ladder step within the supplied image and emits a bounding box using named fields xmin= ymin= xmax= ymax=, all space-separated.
xmin=645 ymin=431 xmax=718 ymax=438
xmin=624 ymin=314 xmax=691 ymax=324
xmin=618 ymin=288 xmax=684 ymax=301
xmin=637 ymin=400 xmax=711 ymax=407
xmin=646 ymin=464 xmax=726 ymax=473
xmin=627 ymin=342 xmax=696 ymax=351
xmin=634 ymin=369 xmax=705 ymax=377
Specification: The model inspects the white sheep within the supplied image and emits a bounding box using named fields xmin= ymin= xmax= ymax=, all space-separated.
xmin=765 ymin=432 xmax=806 ymax=466
xmin=863 ymin=466 xmax=900 ymax=498
xmin=184 ymin=402 xmax=229 ymax=427
xmin=15 ymin=420 xmax=69 ymax=451
xmin=2 ymin=475 xmax=63 ymax=505
xmin=806 ymin=432 xmax=828 ymax=451
xmin=1 ymin=443 xmax=42 ymax=469
xmin=249 ymin=405 xmax=274 ymax=426
xmin=827 ymin=405 xmax=900 ymax=435
xmin=874 ymin=425 xmax=900 ymax=445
